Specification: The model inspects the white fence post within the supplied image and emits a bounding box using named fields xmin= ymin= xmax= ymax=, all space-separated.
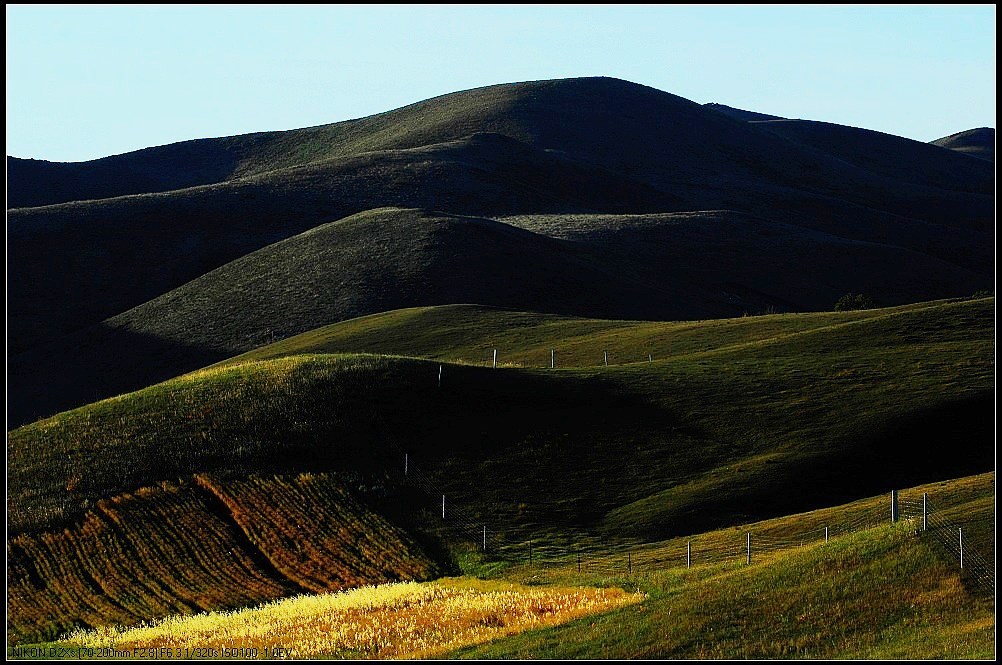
xmin=922 ymin=493 xmax=928 ymax=531
xmin=746 ymin=532 xmax=751 ymax=564
xmin=959 ymin=528 xmax=964 ymax=568
xmin=686 ymin=541 xmax=691 ymax=568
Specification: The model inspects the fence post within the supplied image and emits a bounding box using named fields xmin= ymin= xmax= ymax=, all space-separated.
xmin=493 ymin=349 xmax=497 ymax=368
xmin=628 ymin=551 xmax=632 ymax=574
xmin=604 ymin=351 xmax=608 ymax=366
xmin=959 ymin=528 xmax=963 ymax=569
xmin=648 ymin=354 xmax=652 ymax=363
xmin=405 ymin=453 xmax=408 ymax=477
xmin=922 ymin=493 xmax=928 ymax=531
xmin=483 ymin=526 xmax=487 ymax=553
xmin=746 ymin=532 xmax=751 ymax=564
xmin=551 ymin=349 xmax=555 ymax=369
xmin=891 ymin=490 xmax=899 ymax=523
xmin=442 ymin=494 xmax=445 ymax=520
xmin=825 ymin=526 xmax=829 ymax=543
xmin=686 ymin=541 xmax=691 ymax=569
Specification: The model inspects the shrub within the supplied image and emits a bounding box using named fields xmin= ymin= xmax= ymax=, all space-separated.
xmin=834 ymin=293 xmax=876 ymax=311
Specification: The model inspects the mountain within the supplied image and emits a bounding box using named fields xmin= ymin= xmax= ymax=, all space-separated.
xmin=931 ymin=127 xmax=995 ymax=162
xmin=6 ymin=76 xmax=995 ymax=424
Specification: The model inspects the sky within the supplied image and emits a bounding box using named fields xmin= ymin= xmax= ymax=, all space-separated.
xmin=5 ymin=4 xmax=997 ymax=162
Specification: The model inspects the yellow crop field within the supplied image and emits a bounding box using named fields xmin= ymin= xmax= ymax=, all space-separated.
xmin=63 ymin=578 xmax=643 ymax=659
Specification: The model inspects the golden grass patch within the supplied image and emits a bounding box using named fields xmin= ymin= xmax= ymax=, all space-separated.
xmin=63 ymin=578 xmax=642 ymax=659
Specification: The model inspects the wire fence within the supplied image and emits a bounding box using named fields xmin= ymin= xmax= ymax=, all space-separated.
xmin=389 ymin=447 xmax=994 ymax=595
xmin=371 ymin=402 xmax=993 ymax=595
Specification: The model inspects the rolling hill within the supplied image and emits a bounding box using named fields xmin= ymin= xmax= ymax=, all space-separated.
xmin=751 ymin=119 xmax=993 ymax=193
xmin=932 ymin=127 xmax=995 ymax=162
xmin=7 ymin=298 xmax=993 ymax=643
xmin=5 ymin=74 xmax=995 ymax=656
xmin=7 ymin=207 xmax=985 ymax=427
xmin=7 ymin=78 xmax=994 ymax=425
xmin=8 ymin=78 xmax=993 ymax=354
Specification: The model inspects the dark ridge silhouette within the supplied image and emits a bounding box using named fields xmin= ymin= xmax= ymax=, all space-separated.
xmin=752 ymin=119 xmax=994 ymax=194
xmin=704 ymin=102 xmax=785 ymax=122
xmin=931 ymin=127 xmax=995 ymax=162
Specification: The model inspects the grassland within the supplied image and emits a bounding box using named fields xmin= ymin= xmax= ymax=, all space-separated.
xmin=11 ymin=298 xmax=992 ymax=538
xmin=452 ymin=473 xmax=995 ymax=659
xmin=13 ymin=204 xmax=986 ymax=429
xmin=7 ymin=298 xmax=993 ymax=646
xmin=30 ymin=474 xmax=994 ymax=660
xmin=58 ymin=578 xmax=640 ymax=659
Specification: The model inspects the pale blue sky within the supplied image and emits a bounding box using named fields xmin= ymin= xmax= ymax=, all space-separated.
xmin=5 ymin=4 xmax=996 ymax=162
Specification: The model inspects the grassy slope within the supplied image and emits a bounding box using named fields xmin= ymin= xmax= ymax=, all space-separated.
xmin=8 ymin=206 xmax=985 ymax=427
xmin=6 ymin=301 xmax=993 ymax=647
xmin=452 ymin=473 xmax=995 ymax=659
xmin=7 ymin=132 xmax=676 ymax=355
xmin=8 ymin=78 xmax=992 ymax=430
xmin=56 ymin=578 xmax=642 ymax=660
xmin=8 ymin=77 xmax=993 ymax=356
xmin=18 ymin=76 xmax=989 ymax=207
xmin=223 ymin=299 xmax=957 ymax=367
xmin=932 ymin=127 xmax=995 ymax=162
xmin=11 ymin=298 xmax=993 ymax=541
xmin=222 ymin=296 xmax=996 ymax=544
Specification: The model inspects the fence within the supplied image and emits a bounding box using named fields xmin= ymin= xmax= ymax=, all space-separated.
xmin=389 ymin=439 xmax=993 ymax=594
xmin=371 ymin=379 xmax=993 ymax=595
